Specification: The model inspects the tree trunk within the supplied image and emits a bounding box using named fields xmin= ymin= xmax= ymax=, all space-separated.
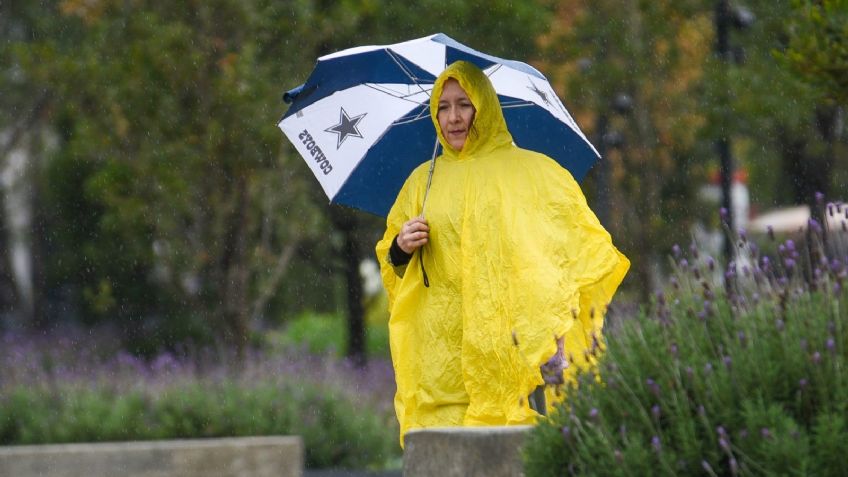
xmin=331 ymin=207 xmax=366 ymax=367
xmin=0 ymin=190 xmax=18 ymax=325
xmin=220 ymin=174 xmax=251 ymax=358
xmin=29 ymin=153 xmax=46 ymax=330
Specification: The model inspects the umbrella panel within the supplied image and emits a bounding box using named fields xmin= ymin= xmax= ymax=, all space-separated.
xmin=330 ymin=95 xmax=598 ymax=217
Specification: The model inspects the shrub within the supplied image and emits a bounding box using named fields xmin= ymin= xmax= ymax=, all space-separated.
xmin=270 ymin=310 xmax=391 ymax=358
xmin=0 ymin=332 xmax=399 ymax=469
xmin=525 ymin=217 xmax=848 ymax=476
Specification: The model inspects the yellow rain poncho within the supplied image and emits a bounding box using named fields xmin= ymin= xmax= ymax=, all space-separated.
xmin=376 ymin=61 xmax=629 ymax=444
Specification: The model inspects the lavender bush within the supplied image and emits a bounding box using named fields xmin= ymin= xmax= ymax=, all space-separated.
xmin=0 ymin=329 xmax=399 ymax=469
xmin=525 ymin=204 xmax=848 ymax=476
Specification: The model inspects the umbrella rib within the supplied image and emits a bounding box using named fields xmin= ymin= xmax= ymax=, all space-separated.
xmin=486 ymin=63 xmax=503 ymax=78
xmin=363 ymin=83 xmax=432 ymax=105
xmin=384 ymin=49 xmax=431 ymax=98
xmin=393 ymin=113 xmax=432 ymax=126
xmin=500 ymin=101 xmax=537 ymax=109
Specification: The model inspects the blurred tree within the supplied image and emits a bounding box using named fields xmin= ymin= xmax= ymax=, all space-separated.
xmin=541 ymin=0 xmax=846 ymax=299
xmin=780 ymin=0 xmax=848 ymax=106
xmin=0 ymin=0 xmax=57 ymax=329
xmin=4 ymin=0 xmax=557 ymax=361
xmin=719 ymin=0 xmax=846 ymax=213
xmin=10 ymin=0 xmax=331 ymax=355
xmin=541 ymin=0 xmax=711 ymax=299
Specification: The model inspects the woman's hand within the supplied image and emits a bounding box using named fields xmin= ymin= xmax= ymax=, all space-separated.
xmin=397 ymin=217 xmax=429 ymax=254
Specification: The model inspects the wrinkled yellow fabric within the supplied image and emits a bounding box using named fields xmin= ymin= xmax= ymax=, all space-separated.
xmin=375 ymin=61 xmax=629 ymax=445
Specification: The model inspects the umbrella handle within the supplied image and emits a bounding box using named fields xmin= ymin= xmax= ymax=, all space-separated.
xmin=419 ymin=137 xmax=441 ymax=218
xmin=418 ymin=137 xmax=440 ymax=288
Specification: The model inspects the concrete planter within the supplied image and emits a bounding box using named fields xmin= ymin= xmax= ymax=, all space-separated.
xmin=0 ymin=436 xmax=303 ymax=477
xmin=403 ymin=426 xmax=532 ymax=477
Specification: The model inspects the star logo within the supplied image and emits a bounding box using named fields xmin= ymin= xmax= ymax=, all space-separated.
xmin=528 ymin=80 xmax=552 ymax=107
xmin=325 ymin=107 xmax=366 ymax=149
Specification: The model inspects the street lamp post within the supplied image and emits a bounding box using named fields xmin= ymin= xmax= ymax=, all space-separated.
xmin=714 ymin=0 xmax=754 ymax=264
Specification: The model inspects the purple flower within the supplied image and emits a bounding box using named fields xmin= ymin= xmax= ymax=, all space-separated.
xmin=737 ymin=331 xmax=747 ymax=346
xmin=730 ymin=457 xmax=739 ymax=475
xmin=719 ymin=437 xmax=731 ymax=452
xmin=652 ymin=404 xmax=662 ymax=419
xmin=784 ymin=258 xmax=796 ymax=270
xmin=815 ymin=191 xmax=825 ymax=204
xmin=704 ymin=362 xmax=713 ymax=374
xmin=720 ymin=207 xmax=729 ymax=222
xmin=722 ymin=355 xmax=732 ymax=370
xmin=680 ymin=258 xmax=689 ymax=269
xmin=672 ymin=244 xmax=681 ymax=258
xmin=589 ymin=408 xmax=599 ymax=419
xmin=799 ymin=378 xmax=808 ymax=389
xmin=707 ymin=256 xmax=715 ymax=271
xmin=561 ymin=426 xmax=571 ymax=441
xmin=670 ymin=343 xmax=679 ymax=357
xmin=786 ymin=239 xmax=796 ymax=251
xmin=760 ymin=427 xmax=771 ymax=439
xmin=809 ymin=218 xmax=822 ymax=234
xmin=738 ymin=228 xmax=747 ymax=243
xmin=646 ymin=378 xmax=661 ymax=397
xmin=827 ymin=337 xmax=836 ymax=353
xmin=717 ymin=426 xmax=728 ymax=437
xmin=652 ymin=435 xmax=662 ymax=453
xmin=702 ymin=460 xmax=715 ymax=473
xmin=812 ymin=351 xmax=822 ymax=365
xmin=767 ymin=225 xmax=775 ymax=241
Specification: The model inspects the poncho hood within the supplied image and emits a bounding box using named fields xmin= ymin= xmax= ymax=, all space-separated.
xmin=430 ymin=61 xmax=513 ymax=158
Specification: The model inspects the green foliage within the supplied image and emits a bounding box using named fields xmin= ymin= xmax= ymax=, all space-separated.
xmin=0 ymin=381 xmax=396 ymax=469
xmin=524 ymin=231 xmax=848 ymax=476
xmin=271 ymin=311 xmax=390 ymax=358
xmin=779 ymin=0 xmax=848 ymax=106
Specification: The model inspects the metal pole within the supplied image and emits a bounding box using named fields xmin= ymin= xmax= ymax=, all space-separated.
xmin=715 ymin=0 xmax=735 ymax=263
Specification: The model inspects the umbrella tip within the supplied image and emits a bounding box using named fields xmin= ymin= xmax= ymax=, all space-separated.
xmin=283 ymin=84 xmax=305 ymax=104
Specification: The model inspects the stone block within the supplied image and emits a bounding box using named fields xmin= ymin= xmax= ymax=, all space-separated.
xmin=403 ymin=426 xmax=531 ymax=477
xmin=0 ymin=436 xmax=303 ymax=477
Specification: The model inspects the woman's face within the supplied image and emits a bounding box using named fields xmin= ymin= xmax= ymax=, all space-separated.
xmin=438 ymin=79 xmax=476 ymax=151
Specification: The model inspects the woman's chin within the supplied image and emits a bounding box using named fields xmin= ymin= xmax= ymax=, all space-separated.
xmin=449 ymin=139 xmax=466 ymax=150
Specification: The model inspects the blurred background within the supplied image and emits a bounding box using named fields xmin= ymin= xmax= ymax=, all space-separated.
xmin=1 ymin=0 xmax=845 ymax=472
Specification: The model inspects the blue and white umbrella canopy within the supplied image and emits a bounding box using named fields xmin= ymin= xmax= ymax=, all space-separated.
xmin=279 ymin=33 xmax=599 ymax=217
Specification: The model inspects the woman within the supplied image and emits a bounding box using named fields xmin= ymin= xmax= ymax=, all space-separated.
xmin=376 ymin=61 xmax=629 ymax=444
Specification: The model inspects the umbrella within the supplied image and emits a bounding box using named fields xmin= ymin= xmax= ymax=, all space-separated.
xmin=278 ymin=33 xmax=599 ymax=217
